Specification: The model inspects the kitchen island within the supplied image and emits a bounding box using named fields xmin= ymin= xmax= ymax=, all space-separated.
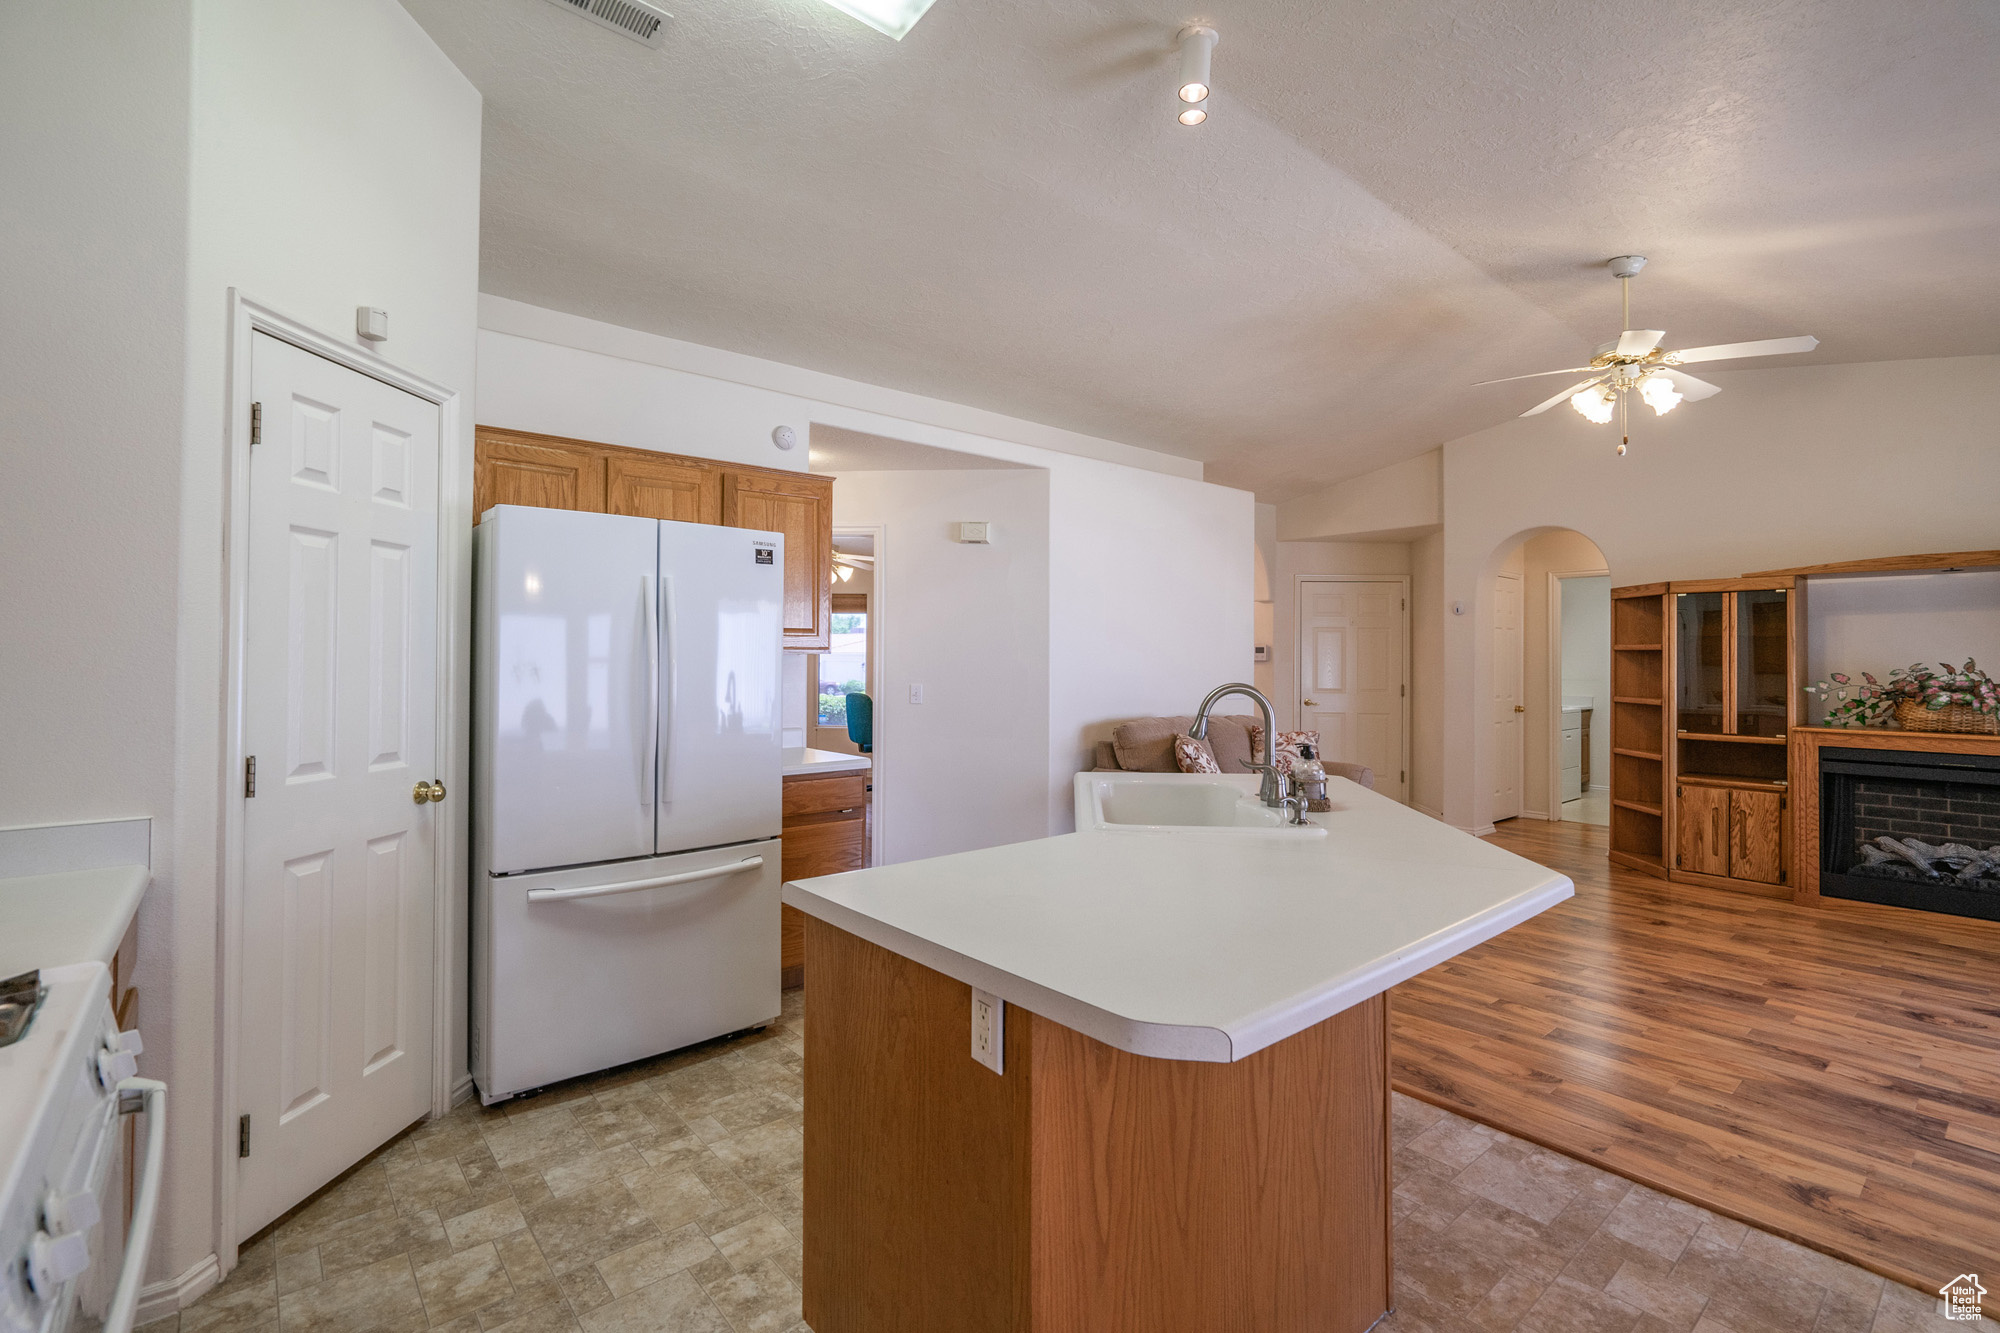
xmin=781 ymin=773 xmax=1572 ymax=1333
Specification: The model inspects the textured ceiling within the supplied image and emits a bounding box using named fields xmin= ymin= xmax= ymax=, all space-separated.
xmin=401 ymin=0 xmax=2000 ymax=499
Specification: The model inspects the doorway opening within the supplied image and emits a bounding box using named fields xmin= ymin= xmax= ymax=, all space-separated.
xmin=1484 ymin=529 xmax=1609 ymax=828
xmin=808 ymin=533 xmax=874 ymax=755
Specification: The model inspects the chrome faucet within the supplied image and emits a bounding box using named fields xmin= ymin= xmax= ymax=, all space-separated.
xmin=1189 ymin=682 xmax=1286 ymax=807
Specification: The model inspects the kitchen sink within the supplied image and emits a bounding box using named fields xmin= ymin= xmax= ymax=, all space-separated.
xmin=1074 ymin=772 xmax=1327 ymax=838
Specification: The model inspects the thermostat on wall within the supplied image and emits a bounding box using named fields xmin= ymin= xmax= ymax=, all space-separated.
xmin=1253 ymin=645 xmax=1270 ymax=663
xmin=954 ymin=522 xmax=991 ymax=544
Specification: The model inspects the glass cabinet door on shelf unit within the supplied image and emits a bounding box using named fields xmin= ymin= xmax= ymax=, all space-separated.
xmin=1675 ymin=592 xmax=1727 ymax=734
xmin=1735 ymin=588 xmax=1789 ymax=738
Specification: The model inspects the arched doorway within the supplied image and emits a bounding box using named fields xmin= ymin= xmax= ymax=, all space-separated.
xmin=1481 ymin=528 xmax=1609 ymax=827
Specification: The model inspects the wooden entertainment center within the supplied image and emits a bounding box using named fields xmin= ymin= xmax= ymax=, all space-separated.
xmin=1609 ymin=550 xmax=2000 ymax=906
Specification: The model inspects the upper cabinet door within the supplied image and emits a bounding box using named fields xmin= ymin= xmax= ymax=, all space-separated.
xmin=721 ymin=470 xmax=832 ymax=650
xmin=474 ymin=431 xmax=606 ymax=520
xmin=607 ymin=453 xmax=722 ymax=525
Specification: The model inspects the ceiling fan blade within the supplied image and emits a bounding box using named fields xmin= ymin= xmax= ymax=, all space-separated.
xmin=1655 ymin=368 xmax=1723 ymax=401
xmin=1616 ymin=329 xmax=1665 ymax=358
xmin=1522 ymin=376 xmax=1608 ymax=417
xmin=1471 ymin=366 xmax=1596 ymax=387
xmin=1670 ymin=335 xmax=1818 ymax=364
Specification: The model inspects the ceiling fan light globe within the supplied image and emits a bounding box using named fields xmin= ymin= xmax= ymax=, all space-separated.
xmin=1570 ymin=386 xmax=1616 ymax=424
xmin=1639 ymin=373 xmax=1682 ymax=415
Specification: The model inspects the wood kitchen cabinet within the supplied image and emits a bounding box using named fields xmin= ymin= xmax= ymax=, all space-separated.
xmin=723 ymin=470 xmax=833 ymax=648
xmin=474 ymin=426 xmax=832 ymax=649
xmin=780 ymin=770 xmax=869 ymax=989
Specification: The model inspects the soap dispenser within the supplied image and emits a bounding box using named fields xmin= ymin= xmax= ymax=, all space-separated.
xmin=1296 ymin=744 xmax=1330 ymax=813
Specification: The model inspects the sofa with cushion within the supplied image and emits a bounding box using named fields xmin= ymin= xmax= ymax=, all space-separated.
xmin=1090 ymin=714 xmax=1375 ymax=790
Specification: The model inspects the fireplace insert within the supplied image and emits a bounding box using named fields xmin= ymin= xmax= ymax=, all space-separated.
xmin=1818 ymin=746 xmax=2000 ymax=920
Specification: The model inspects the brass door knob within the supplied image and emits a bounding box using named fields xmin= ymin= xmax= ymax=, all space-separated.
xmin=1513 ymin=705 xmax=1527 ymax=713
xmin=1302 ymin=698 xmax=1319 ymax=707
xmin=413 ymin=780 xmax=446 ymax=804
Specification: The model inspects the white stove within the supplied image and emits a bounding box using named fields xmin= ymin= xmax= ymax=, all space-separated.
xmin=0 ymin=963 xmax=162 ymax=1333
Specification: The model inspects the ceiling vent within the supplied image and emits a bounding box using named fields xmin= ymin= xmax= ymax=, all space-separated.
xmin=539 ymin=0 xmax=672 ymax=47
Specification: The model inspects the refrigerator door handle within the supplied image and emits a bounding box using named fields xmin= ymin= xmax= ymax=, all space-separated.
xmin=524 ymin=855 xmax=764 ymax=903
xmin=641 ymin=573 xmax=658 ymax=809
xmin=660 ymin=573 xmax=678 ymax=810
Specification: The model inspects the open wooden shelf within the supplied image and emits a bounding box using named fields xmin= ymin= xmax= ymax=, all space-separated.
xmin=1613 ymin=696 xmax=1663 ymax=706
xmin=1613 ymin=748 xmax=1662 ymax=761
xmin=1613 ymin=643 xmax=1663 ymax=652
xmin=1612 ymin=798 xmax=1663 ymax=816
xmin=1677 ymin=732 xmax=1787 ymax=746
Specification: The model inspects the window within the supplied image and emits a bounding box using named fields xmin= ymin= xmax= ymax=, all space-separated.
xmin=817 ymin=607 xmax=867 ymax=728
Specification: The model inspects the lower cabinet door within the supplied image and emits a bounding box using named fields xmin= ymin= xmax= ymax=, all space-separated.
xmin=1729 ymin=788 xmax=1785 ymax=885
xmin=1677 ymin=784 xmax=1730 ymax=877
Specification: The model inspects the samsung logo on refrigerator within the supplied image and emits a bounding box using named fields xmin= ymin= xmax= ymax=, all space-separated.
xmin=754 ymin=546 xmax=775 ymax=565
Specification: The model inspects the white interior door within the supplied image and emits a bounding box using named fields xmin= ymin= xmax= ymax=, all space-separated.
xmin=1297 ymin=580 xmax=1406 ymax=801
xmin=238 ymin=332 xmax=440 ymax=1239
xmin=1492 ymin=572 xmax=1524 ymax=822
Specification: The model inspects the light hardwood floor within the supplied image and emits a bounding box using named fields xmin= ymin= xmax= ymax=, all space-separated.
xmin=1393 ymin=817 xmax=2000 ymax=1318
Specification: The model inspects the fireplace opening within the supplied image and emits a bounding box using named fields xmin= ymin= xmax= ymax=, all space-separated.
xmin=1819 ymin=746 xmax=2000 ymax=920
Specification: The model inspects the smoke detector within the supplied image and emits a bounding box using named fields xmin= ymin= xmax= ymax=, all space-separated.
xmin=539 ymin=0 xmax=672 ymax=47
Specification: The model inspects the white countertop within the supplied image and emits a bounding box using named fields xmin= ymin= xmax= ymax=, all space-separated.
xmin=783 ymin=776 xmax=1571 ymax=1063
xmin=0 ymin=865 xmax=148 ymax=978
xmin=783 ymin=746 xmax=872 ymax=777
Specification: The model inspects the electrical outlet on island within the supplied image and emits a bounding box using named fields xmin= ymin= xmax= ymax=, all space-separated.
xmin=971 ymin=988 xmax=1004 ymax=1074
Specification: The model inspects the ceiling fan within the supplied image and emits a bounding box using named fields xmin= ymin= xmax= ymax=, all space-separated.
xmin=1476 ymin=256 xmax=1817 ymax=455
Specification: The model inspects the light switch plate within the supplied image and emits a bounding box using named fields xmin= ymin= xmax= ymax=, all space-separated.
xmin=971 ymin=988 xmax=1003 ymax=1074
xmin=909 ymin=684 xmax=924 ymax=704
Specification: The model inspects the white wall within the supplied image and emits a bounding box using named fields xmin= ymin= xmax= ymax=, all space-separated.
xmin=1254 ymin=504 xmax=1277 ymax=699
xmin=1410 ymin=532 xmax=1446 ymax=816
xmin=1276 ymin=448 xmax=1441 ymax=541
xmin=1048 ymin=464 xmax=1256 ymax=829
xmin=1560 ymin=577 xmax=1613 ymax=791
xmin=0 ymin=0 xmax=483 ymax=1291
xmin=834 ymin=471 xmax=1052 ymax=861
xmin=1802 ymin=571 xmax=2000 ymax=723
xmin=475 ymin=301 xmax=1253 ymax=846
xmin=1434 ymin=354 xmax=2000 ymax=831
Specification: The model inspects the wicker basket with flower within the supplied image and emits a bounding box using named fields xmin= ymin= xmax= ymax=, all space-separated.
xmin=1803 ymin=659 xmax=1999 ymax=734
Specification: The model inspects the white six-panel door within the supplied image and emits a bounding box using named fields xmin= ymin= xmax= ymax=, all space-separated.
xmin=1297 ymin=580 xmax=1406 ymax=802
xmin=1492 ymin=572 xmax=1525 ymax=823
xmin=237 ymin=332 xmax=440 ymax=1238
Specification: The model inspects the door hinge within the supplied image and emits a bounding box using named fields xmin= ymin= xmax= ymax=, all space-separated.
xmin=249 ymin=401 xmax=262 ymax=446
xmin=1401 ymin=684 xmax=1406 ymax=697
xmin=245 ymin=755 xmax=257 ymax=798
xmin=1400 ymin=770 xmax=1406 ymax=784
xmin=1401 ymin=598 xmax=1406 ymax=611
xmin=239 ymin=1114 xmax=251 ymax=1158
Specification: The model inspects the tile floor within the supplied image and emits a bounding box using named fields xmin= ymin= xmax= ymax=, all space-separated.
xmin=148 ymin=989 xmax=1988 ymax=1333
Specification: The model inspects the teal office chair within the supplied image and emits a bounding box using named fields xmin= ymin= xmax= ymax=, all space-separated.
xmin=845 ymin=692 xmax=873 ymax=754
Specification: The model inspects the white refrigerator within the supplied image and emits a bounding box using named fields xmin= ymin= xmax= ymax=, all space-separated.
xmin=472 ymin=504 xmax=784 ymax=1104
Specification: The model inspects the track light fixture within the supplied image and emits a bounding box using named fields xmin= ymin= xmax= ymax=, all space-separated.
xmin=1177 ymin=25 xmax=1217 ymax=124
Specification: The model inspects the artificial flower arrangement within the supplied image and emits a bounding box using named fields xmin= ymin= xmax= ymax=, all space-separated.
xmin=1803 ymin=659 xmax=1999 ymax=730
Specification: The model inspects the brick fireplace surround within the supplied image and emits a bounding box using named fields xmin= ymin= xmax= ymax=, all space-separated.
xmin=1790 ymin=725 xmax=2000 ymax=913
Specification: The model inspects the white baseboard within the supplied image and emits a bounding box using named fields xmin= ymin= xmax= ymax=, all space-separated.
xmin=1463 ymin=823 xmax=1496 ymax=837
xmin=1411 ymin=802 xmax=1444 ymax=820
xmin=1521 ymin=808 xmax=1553 ymax=821
xmin=1589 ymin=782 xmax=1609 ymax=792
xmin=451 ymin=1073 xmax=476 ymax=1108
xmin=137 ymin=1253 xmax=219 ymax=1325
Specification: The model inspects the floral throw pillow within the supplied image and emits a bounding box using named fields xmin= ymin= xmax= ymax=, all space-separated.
xmin=1173 ymin=735 xmax=1222 ymax=774
xmin=1248 ymin=727 xmax=1320 ymax=775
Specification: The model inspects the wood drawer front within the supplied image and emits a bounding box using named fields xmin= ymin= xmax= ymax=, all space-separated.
xmin=783 ymin=815 xmax=866 ymax=881
xmin=784 ymin=774 xmax=866 ymax=820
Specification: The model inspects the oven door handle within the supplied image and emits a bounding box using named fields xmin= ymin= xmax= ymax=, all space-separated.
xmin=103 ymin=1078 xmax=166 ymax=1333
